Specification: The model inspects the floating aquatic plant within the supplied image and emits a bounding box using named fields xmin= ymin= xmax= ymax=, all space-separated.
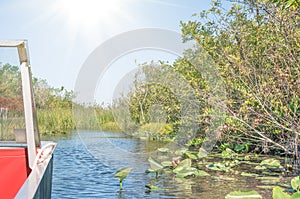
xmin=272 ymin=187 xmax=292 ymax=199
xmin=225 ymin=190 xmax=262 ymax=199
xmin=157 ymin=148 xmax=169 ymax=153
xmin=183 ymin=151 xmax=198 ymax=160
xmin=291 ymin=176 xmax=300 ymax=192
xmin=114 ymin=167 xmax=132 ymax=189
xmin=145 ymin=184 xmax=166 ymax=191
xmin=272 ymin=176 xmax=300 ymax=199
xmin=175 ymin=148 xmax=188 ymax=156
xmin=148 ymin=157 xmax=164 ymax=178
xmin=222 ymin=148 xmax=238 ymax=159
xmin=240 ymin=172 xmax=259 ymax=177
xmin=260 ymin=158 xmax=282 ymax=169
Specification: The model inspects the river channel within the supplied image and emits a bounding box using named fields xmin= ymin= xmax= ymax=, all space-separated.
xmin=49 ymin=131 xmax=282 ymax=198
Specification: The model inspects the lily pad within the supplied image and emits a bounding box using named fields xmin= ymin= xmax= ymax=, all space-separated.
xmin=225 ymin=190 xmax=262 ymax=199
xmin=114 ymin=167 xmax=132 ymax=189
xmin=277 ymin=182 xmax=292 ymax=189
xmin=172 ymin=156 xmax=182 ymax=161
xmin=262 ymin=171 xmax=281 ymax=176
xmin=213 ymin=176 xmax=236 ymax=181
xmin=175 ymin=167 xmax=198 ymax=178
xmin=256 ymin=185 xmax=275 ymax=189
xmin=291 ymin=193 xmax=300 ymax=199
xmin=222 ymin=148 xmax=237 ymax=159
xmin=145 ymin=168 xmax=156 ymax=173
xmin=114 ymin=167 xmax=132 ymax=182
xmin=272 ymin=186 xmax=291 ymax=199
xmin=291 ymin=176 xmax=300 ymax=191
xmin=145 ymin=184 xmax=166 ymax=191
xmin=157 ymin=148 xmax=169 ymax=153
xmin=198 ymin=148 xmax=208 ymax=158
xmin=241 ymin=161 xmax=259 ymax=165
xmin=241 ymin=172 xmax=259 ymax=177
xmin=196 ymin=170 xmax=210 ymax=176
xmin=184 ymin=151 xmax=198 ymax=160
xmin=161 ymin=161 xmax=172 ymax=167
xmin=260 ymin=158 xmax=282 ymax=169
xmin=256 ymin=176 xmax=280 ymax=184
xmin=234 ymin=144 xmax=245 ymax=152
xmin=148 ymin=157 xmax=164 ymax=171
xmin=177 ymin=158 xmax=192 ymax=168
xmin=206 ymin=162 xmax=231 ymax=172
xmin=255 ymin=165 xmax=267 ymax=170
xmin=173 ymin=159 xmax=192 ymax=173
xmin=175 ymin=148 xmax=188 ymax=156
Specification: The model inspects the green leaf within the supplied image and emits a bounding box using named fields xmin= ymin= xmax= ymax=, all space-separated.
xmin=198 ymin=148 xmax=208 ymax=158
xmin=148 ymin=157 xmax=164 ymax=171
xmin=256 ymin=185 xmax=275 ymax=189
xmin=255 ymin=165 xmax=267 ymax=170
xmin=234 ymin=144 xmax=245 ymax=152
xmin=175 ymin=167 xmax=198 ymax=178
xmin=114 ymin=167 xmax=132 ymax=182
xmin=177 ymin=158 xmax=192 ymax=167
xmin=173 ymin=159 xmax=192 ymax=173
xmin=175 ymin=148 xmax=188 ymax=156
xmin=272 ymin=186 xmax=291 ymax=199
xmin=184 ymin=151 xmax=198 ymax=160
xmin=256 ymin=176 xmax=280 ymax=184
xmin=285 ymin=0 xmax=296 ymax=8
xmin=291 ymin=176 xmax=300 ymax=191
xmin=157 ymin=148 xmax=169 ymax=153
xmin=241 ymin=172 xmax=259 ymax=177
xmin=145 ymin=184 xmax=166 ymax=191
xmin=206 ymin=162 xmax=233 ymax=172
xmin=196 ymin=170 xmax=210 ymax=176
xmin=222 ymin=148 xmax=237 ymax=159
xmin=260 ymin=158 xmax=281 ymax=169
xmin=225 ymin=190 xmax=262 ymax=199
xmin=161 ymin=161 xmax=172 ymax=167
xmin=291 ymin=192 xmax=300 ymax=199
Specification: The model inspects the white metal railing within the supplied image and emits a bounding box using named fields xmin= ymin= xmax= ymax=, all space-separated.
xmin=0 ymin=40 xmax=41 ymax=168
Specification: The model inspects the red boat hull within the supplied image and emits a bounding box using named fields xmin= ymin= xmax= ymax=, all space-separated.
xmin=0 ymin=148 xmax=31 ymax=199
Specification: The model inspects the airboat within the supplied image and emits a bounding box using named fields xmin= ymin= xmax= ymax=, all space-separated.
xmin=0 ymin=40 xmax=56 ymax=199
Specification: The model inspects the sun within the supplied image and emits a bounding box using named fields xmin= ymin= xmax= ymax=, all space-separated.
xmin=56 ymin=0 xmax=122 ymax=28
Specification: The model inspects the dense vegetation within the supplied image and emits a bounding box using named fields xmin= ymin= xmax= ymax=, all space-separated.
xmin=180 ymin=0 xmax=299 ymax=158
xmin=121 ymin=0 xmax=300 ymax=163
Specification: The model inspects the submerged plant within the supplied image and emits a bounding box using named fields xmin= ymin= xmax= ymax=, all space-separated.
xmin=114 ymin=167 xmax=132 ymax=189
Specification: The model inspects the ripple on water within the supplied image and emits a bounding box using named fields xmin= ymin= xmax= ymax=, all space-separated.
xmin=51 ymin=132 xmax=273 ymax=199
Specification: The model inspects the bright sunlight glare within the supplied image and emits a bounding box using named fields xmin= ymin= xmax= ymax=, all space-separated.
xmin=57 ymin=0 xmax=122 ymax=28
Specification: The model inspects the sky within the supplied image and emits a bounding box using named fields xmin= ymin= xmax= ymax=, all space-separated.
xmin=0 ymin=0 xmax=229 ymax=104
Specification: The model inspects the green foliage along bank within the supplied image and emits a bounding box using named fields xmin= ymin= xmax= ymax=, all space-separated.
xmin=113 ymin=0 xmax=300 ymax=161
xmin=179 ymin=0 xmax=300 ymax=156
xmin=0 ymin=63 xmax=121 ymax=138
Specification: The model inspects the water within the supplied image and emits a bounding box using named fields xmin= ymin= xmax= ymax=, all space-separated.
xmin=50 ymin=131 xmax=278 ymax=198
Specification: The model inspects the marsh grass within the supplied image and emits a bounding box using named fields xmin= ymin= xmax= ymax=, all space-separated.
xmin=0 ymin=111 xmax=25 ymax=141
xmin=37 ymin=107 xmax=121 ymax=135
xmin=37 ymin=108 xmax=75 ymax=135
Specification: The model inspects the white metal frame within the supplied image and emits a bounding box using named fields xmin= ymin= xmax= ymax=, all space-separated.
xmin=0 ymin=40 xmax=41 ymax=168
